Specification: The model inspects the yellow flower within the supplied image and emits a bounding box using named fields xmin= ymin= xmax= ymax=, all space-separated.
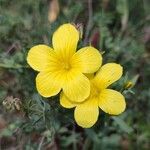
xmin=27 ymin=23 xmax=102 ymax=102
xmin=60 ymin=63 xmax=126 ymax=128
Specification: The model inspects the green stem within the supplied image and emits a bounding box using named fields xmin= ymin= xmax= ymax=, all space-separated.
xmin=0 ymin=63 xmax=29 ymax=69
xmin=82 ymin=138 xmax=91 ymax=150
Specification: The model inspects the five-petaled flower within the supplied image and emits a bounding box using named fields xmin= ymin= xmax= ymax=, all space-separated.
xmin=60 ymin=63 xmax=126 ymax=128
xmin=27 ymin=23 xmax=102 ymax=102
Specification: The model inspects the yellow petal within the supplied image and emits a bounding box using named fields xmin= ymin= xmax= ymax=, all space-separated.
xmin=27 ymin=45 xmax=56 ymax=71
xmin=36 ymin=71 xmax=62 ymax=97
xmin=74 ymin=98 xmax=99 ymax=128
xmin=94 ymin=63 xmax=123 ymax=90
xmin=60 ymin=92 xmax=77 ymax=108
xmin=72 ymin=46 xmax=102 ymax=73
xmin=99 ymin=89 xmax=126 ymax=115
xmin=63 ymin=71 xmax=90 ymax=102
xmin=52 ymin=23 xmax=79 ymax=59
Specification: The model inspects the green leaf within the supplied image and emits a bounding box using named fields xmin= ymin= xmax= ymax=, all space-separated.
xmin=112 ymin=116 xmax=133 ymax=133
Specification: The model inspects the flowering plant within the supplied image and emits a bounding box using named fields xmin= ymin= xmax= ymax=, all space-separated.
xmin=27 ymin=23 xmax=126 ymax=128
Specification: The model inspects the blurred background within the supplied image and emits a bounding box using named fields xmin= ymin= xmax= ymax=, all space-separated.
xmin=0 ymin=0 xmax=150 ymax=149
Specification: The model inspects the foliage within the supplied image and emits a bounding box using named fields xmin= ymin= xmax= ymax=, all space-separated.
xmin=0 ymin=0 xmax=150 ymax=149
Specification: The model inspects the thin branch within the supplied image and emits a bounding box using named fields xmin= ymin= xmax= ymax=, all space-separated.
xmin=83 ymin=0 xmax=93 ymax=45
xmin=0 ymin=63 xmax=29 ymax=69
xmin=38 ymin=136 xmax=45 ymax=150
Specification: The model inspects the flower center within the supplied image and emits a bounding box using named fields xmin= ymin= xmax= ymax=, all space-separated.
xmin=90 ymin=82 xmax=100 ymax=98
xmin=62 ymin=61 xmax=71 ymax=71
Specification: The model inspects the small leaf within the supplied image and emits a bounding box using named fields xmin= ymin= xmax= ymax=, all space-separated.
xmin=131 ymin=74 xmax=139 ymax=87
xmin=112 ymin=116 xmax=133 ymax=133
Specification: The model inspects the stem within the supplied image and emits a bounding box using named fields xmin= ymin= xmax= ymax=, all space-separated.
xmin=37 ymin=136 xmax=45 ymax=150
xmin=82 ymin=138 xmax=91 ymax=150
xmin=0 ymin=63 xmax=29 ymax=69
xmin=83 ymin=0 xmax=93 ymax=45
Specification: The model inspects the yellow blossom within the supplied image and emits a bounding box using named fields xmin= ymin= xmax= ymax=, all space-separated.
xmin=27 ymin=23 xmax=102 ymax=102
xmin=60 ymin=63 xmax=126 ymax=128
